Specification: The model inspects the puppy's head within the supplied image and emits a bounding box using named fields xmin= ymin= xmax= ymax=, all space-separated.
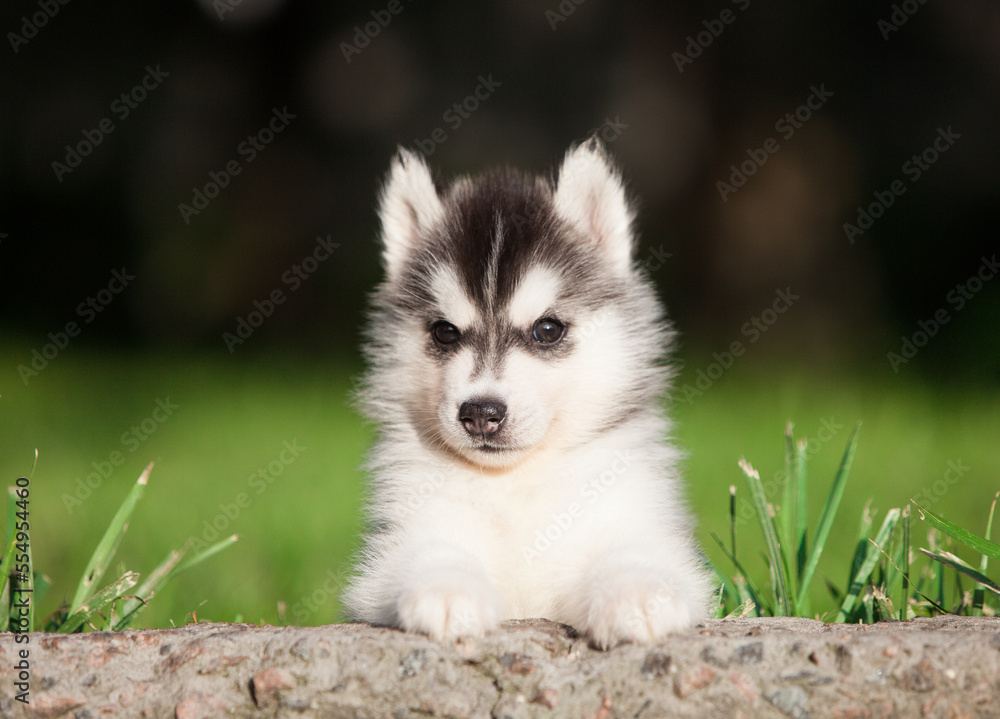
xmin=365 ymin=140 xmax=669 ymax=468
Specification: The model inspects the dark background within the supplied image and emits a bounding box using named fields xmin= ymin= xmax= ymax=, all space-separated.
xmin=3 ymin=0 xmax=998 ymax=379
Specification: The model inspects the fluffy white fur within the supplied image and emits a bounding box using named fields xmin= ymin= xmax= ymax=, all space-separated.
xmin=344 ymin=141 xmax=714 ymax=648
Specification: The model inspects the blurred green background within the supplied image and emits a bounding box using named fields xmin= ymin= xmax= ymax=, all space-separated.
xmin=2 ymin=0 xmax=998 ymax=627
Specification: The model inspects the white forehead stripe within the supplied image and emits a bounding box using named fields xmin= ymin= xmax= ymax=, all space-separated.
xmin=430 ymin=266 xmax=477 ymax=328
xmin=507 ymin=265 xmax=560 ymax=327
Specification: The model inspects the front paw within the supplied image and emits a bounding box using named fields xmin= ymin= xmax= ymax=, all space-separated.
xmin=396 ymin=567 xmax=503 ymax=640
xmin=582 ymin=568 xmax=695 ymax=649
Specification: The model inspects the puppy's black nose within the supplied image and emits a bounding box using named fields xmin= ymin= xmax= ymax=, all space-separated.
xmin=458 ymin=399 xmax=507 ymax=438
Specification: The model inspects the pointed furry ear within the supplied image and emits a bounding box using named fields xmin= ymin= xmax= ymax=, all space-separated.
xmin=378 ymin=149 xmax=444 ymax=279
xmin=553 ymin=139 xmax=635 ymax=274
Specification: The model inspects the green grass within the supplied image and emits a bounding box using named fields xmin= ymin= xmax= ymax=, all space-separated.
xmin=1 ymin=340 xmax=998 ymax=628
xmin=711 ymin=421 xmax=1000 ymax=621
xmin=1 ymin=344 xmax=367 ymax=629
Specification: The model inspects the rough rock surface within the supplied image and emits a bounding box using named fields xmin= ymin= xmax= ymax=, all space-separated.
xmin=2 ymin=615 xmax=999 ymax=718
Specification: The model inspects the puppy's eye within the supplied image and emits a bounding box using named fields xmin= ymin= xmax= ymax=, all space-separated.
xmin=431 ymin=320 xmax=461 ymax=345
xmin=532 ymin=318 xmax=565 ymax=344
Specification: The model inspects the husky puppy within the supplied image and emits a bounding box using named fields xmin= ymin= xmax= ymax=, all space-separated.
xmin=343 ymin=139 xmax=713 ymax=648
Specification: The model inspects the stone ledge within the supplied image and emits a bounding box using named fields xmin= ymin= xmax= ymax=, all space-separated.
xmin=2 ymin=615 xmax=998 ymax=718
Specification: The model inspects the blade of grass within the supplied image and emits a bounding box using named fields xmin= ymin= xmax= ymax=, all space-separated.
xmin=913 ymin=501 xmax=1000 ymax=562
xmin=711 ymin=530 xmax=771 ymax=615
xmin=867 ymin=529 xmax=944 ymax=617
xmin=920 ymin=549 xmax=1000 ymax=597
xmin=834 ymin=507 xmax=900 ymax=622
xmin=740 ymin=458 xmax=791 ymax=615
xmin=59 ymin=572 xmax=140 ymax=633
xmin=115 ymin=547 xmax=186 ymax=627
xmin=794 ymin=437 xmax=808 ymax=580
xmin=169 ymin=534 xmax=239 ymax=578
xmin=33 ymin=572 xmax=51 ymax=612
xmin=872 ymin=586 xmax=894 ymax=620
xmin=62 ymin=571 xmax=139 ymax=632
xmin=901 ymin=504 xmax=911 ymax=620
xmin=974 ymin=493 xmax=999 ymax=614
xmin=729 ymin=485 xmax=737 ymax=565
xmin=932 ymin=530 xmax=946 ymax=609
xmin=725 ymin=598 xmax=756 ymax=619
xmin=0 ymin=488 xmax=18 ymax=631
xmin=844 ymin=501 xmax=875 ymax=595
xmin=70 ymin=463 xmax=152 ymax=613
xmin=796 ymin=422 xmax=861 ymax=615
xmin=781 ymin=423 xmax=795 ymax=560
xmin=115 ymin=534 xmax=239 ymax=630
xmin=780 ymin=424 xmax=799 ymax=608
xmin=734 ymin=576 xmax=757 ymax=616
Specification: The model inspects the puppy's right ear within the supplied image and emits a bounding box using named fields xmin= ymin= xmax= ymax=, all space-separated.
xmin=378 ymin=149 xmax=443 ymax=280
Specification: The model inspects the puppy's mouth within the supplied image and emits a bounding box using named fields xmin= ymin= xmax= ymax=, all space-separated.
xmin=470 ymin=441 xmax=527 ymax=455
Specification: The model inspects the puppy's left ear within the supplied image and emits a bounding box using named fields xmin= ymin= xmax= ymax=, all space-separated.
xmin=378 ymin=149 xmax=444 ymax=280
xmin=553 ymin=138 xmax=635 ymax=274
